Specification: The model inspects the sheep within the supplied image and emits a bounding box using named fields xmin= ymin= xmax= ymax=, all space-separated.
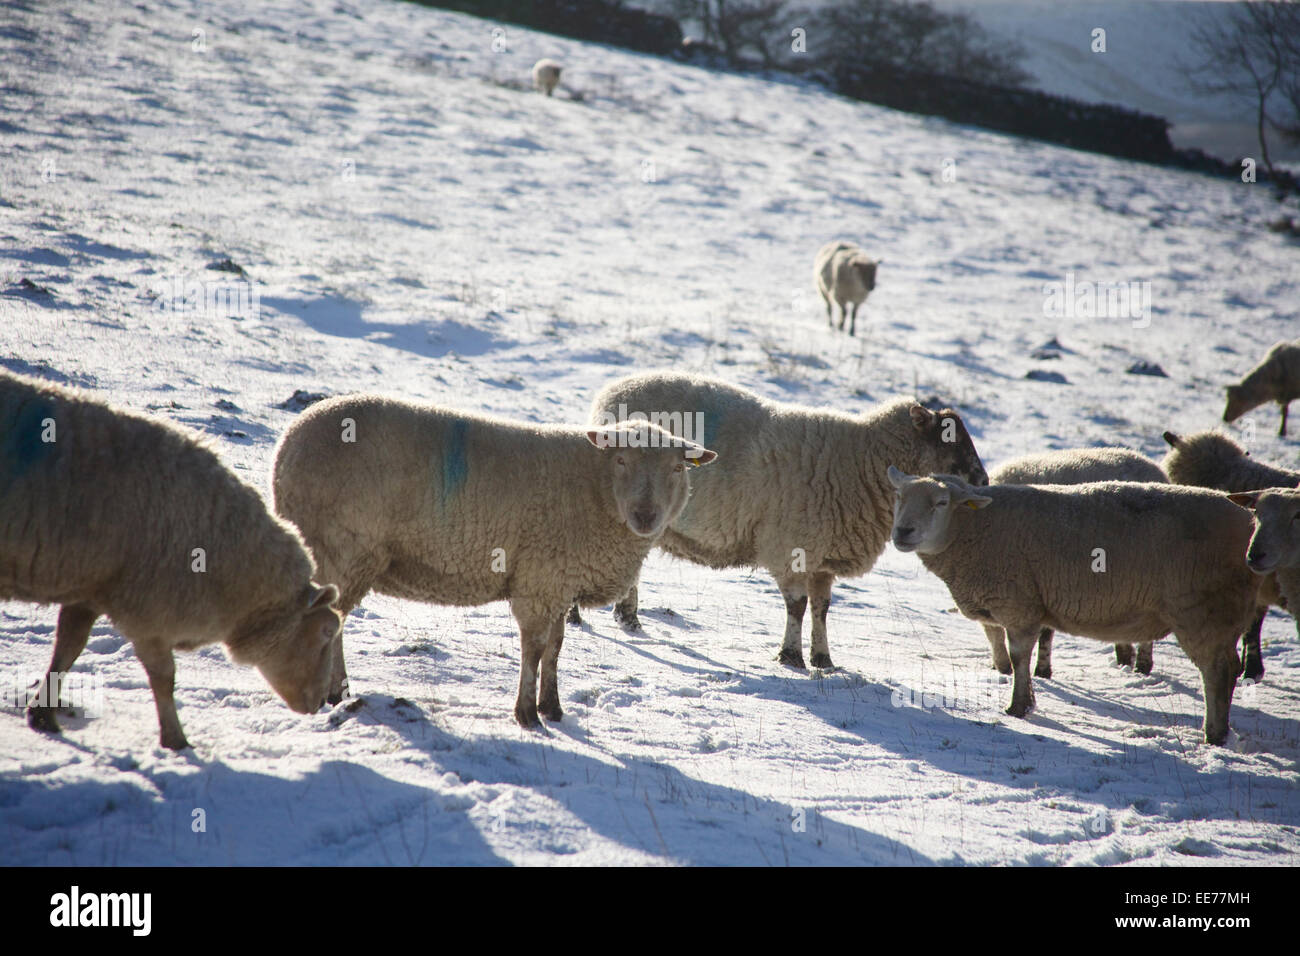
xmin=1222 ymin=339 xmax=1300 ymax=437
xmin=1162 ymin=428 xmax=1300 ymax=679
xmin=271 ymin=394 xmax=716 ymax=728
xmin=814 ymin=241 xmax=878 ymax=336
xmin=987 ymin=447 xmax=1167 ymax=679
xmin=575 ymin=372 xmax=988 ymax=669
xmin=887 ymin=468 xmax=1261 ymax=745
xmin=1229 ymin=488 xmax=1300 ymax=576
xmin=0 ymin=370 xmax=341 ymax=750
xmin=532 ymin=58 xmax=563 ymax=97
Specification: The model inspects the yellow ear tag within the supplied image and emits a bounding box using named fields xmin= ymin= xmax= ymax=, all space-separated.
xmin=964 ymin=500 xmax=981 ymax=510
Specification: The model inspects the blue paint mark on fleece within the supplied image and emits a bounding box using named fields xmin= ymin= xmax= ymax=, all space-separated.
xmin=2 ymin=397 xmax=56 ymax=481
xmin=440 ymin=418 xmax=469 ymax=506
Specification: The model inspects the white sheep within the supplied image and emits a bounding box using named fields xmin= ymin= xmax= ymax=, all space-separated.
xmin=532 ymin=58 xmax=563 ymax=97
xmin=987 ymin=447 xmax=1167 ymax=678
xmin=814 ymin=240 xmax=878 ymax=336
xmin=1222 ymin=340 xmax=1300 ymax=437
xmin=577 ymin=372 xmax=988 ymax=669
xmin=888 ymin=468 xmax=1261 ymax=744
xmin=1 ymin=370 xmax=341 ymax=750
xmin=1162 ymin=428 xmax=1300 ymax=679
xmin=271 ymin=394 xmax=716 ymax=728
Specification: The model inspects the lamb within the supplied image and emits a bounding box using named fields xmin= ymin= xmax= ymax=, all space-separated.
xmin=987 ymin=447 xmax=1167 ymax=679
xmin=0 ymin=370 xmax=341 ymax=750
xmin=814 ymin=241 xmax=878 ymax=336
xmin=576 ymin=372 xmax=988 ymax=669
xmin=1222 ymin=340 xmax=1300 ymax=437
xmin=271 ymin=394 xmax=716 ymax=728
xmin=1162 ymin=428 xmax=1300 ymax=679
xmin=887 ymin=468 xmax=1261 ymax=745
xmin=532 ymin=58 xmax=563 ymax=97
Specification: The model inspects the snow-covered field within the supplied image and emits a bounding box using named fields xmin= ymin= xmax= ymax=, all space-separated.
xmin=1 ymin=0 xmax=1298 ymax=866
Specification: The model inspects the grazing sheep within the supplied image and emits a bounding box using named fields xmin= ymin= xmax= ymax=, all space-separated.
xmin=888 ymin=468 xmax=1260 ymax=745
xmin=1162 ymin=429 xmax=1300 ymax=679
xmin=577 ymin=372 xmax=988 ymax=669
xmin=272 ymin=395 xmax=716 ymax=728
xmin=532 ymin=58 xmax=563 ymax=96
xmin=0 ymin=370 xmax=341 ymax=750
xmin=1222 ymin=340 xmax=1300 ymax=437
xmin=988 ymin=447 xmax=1167 ymax=679
xmin=814 ymin=241 xmax=878 ymax=336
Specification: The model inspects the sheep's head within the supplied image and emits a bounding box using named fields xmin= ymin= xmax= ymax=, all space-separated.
xmin=587 ymin=423 xmax=717 ymax=538
xmin=1223 ymin=384 xmax=1252 ymax=423
xmin=1161 ymin=429 xmax=1247 ymax=486
xmin=254 ymin=584 xmax=341 ymax=714
xmin=908 ymin=404 xmax=988 ymax=486
xmin=887 ymin=466 xmax=991 ymax=555
xmin=854 ymin=256 xmax=878 ymax=293
xmin=1228 ymin=488 xmax=1300 ymax=574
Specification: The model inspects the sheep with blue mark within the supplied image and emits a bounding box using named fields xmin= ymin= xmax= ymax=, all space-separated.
xmin=0 ymin=370 xmax=341 ymax=750
xmin=571 ymin=371 xmax=988 ymax=670
xmin=271 ymin=394 xmax=717 ymax=727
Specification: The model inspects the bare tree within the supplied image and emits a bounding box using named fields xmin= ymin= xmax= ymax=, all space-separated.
xmin=1183 ymin=0 xmax=1300 ymax=180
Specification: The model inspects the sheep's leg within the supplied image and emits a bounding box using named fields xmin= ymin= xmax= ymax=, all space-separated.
xmin=1280 ymin=401 xmax=1290 ymax=437
xmin=1114 ymin=643 xmax=1134 ymax=668
xmin=613 ymin=583 xmax=641 ymax=630
xmin=566 ymin=604 xmax=582 ymax=626
xmin=837 ymin=304 xmax=847 ymax=332
xmin=808 ymin=572 xmax=835 ymax=669
xmin=537 ymin=616 xmax=566 ymax=722
xmin=27 ymin=603 xmax=98 ymax=735
xmin=133 ymin=640 xmax=189 ymax=750
xmin=848 ymin=302 xmax=859 ymax=337
xmin=1240 ymin=607 xmax=1265 ymax=682
xmin=777 ymin=578 xmax=808 ymax=669
xmin=1176 ymin=632 xmax=1239 ymax=745
xmin=1003 ymin=627 xmax=1039 ymax=718
xmin=1135 ymin=641 xmax=1154 ymax=675
xmin=823 ymin=295 xmax=833 ymax=327
xmin=1033 ymin=628 xmax=1054 ymax=678
xmin=983 ymin=624 xmax=1011 ymax=674
xmin=511 ymin=610 xmax=550 ymax=728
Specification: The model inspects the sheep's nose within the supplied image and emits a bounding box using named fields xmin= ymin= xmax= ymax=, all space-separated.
xmin=632 ymin=506 xmax=658 ymax=532
xmin=894 ymin=526 xmax=916 ymax=543
xmin=1247 ymin=550 xmax=1276 ymax=573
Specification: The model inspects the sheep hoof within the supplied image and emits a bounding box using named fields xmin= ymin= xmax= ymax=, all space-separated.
xmin=538 ymin=700 xmax=564 ymax=722
xmin=991 ymin=661 xmax=1012 ymax=675
xmin=810 ymin=652 xmax=834 ymax=669
xmin=566 ymin=605 xmax=583 ymax=626
xmin=161 ymin=731 xmax=191 ymax=751
xmin=514 ymin=704 xmax=541 ymax=729
xmin=1243 ymin=658 xmax=1264 ymax=682
xmin=1034 ymin=663 xmax=1052 ymax=679
xmin=1136 ymin=659 xmax=1154 ymax=676
xmin=27 ymin=707 xmax=61 ymax=735
xmin=1005 ymin=700 xmax=1033 ymax=719
xmin=613 ymin=607 xmax=641 ymax=631
xmin=778 ymin=649 xmax=806 ymax=669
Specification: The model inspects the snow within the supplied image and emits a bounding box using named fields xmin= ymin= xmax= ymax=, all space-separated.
xmin=1 ymin=0 xmax=1298 ymax=866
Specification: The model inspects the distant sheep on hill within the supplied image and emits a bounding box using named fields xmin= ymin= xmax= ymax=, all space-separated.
xmin=1223 ymin=340 xmax=1300 ymax=437
xmin=532 ymin=58 xmax=563 ymax=96
xmin=814 ymin=241 xmax=878 ymax=336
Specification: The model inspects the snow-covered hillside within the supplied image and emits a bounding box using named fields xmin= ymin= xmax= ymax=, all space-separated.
xmin=1 ymin=0 xmax=1297 ymax=866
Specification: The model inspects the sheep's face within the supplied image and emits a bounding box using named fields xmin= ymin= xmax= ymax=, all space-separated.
xmin=257 ymin=585 xmax=341 ymax=714
xmin=855 ymin=258 xmax=877 ymax=293
xmin=1223 ymin=385 xmax=1252 ymax=423
xmin=908 ymin=404 xmax=989 ymax=486
xmin=887 ymin=467 xmax=991 ymax=554
xmin=1230 ymin=489 xmax=1300 ymax=574
xmin=587 ymin=423 xmax=718 ymax=538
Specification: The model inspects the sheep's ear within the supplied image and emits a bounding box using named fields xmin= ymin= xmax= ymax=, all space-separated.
xmin=685 ymin=445 xmax=717 ymax=466
xmin=886 ymin=465 xmax=913 ymax=488
xmin=1227 ymin=492 xmax=1260 ymax=510
xmin=1162 ymin=431 xmax=1181 ymax=448
xmin=908 ymin=404 xmax=935 ymax=431
xmin=954 ymin=491 xmax=992 ymax=510
xmin=586 ymin=429 xmax=615 ymax=449
xmin=308 ymin=584 xmax=339 ymax=609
